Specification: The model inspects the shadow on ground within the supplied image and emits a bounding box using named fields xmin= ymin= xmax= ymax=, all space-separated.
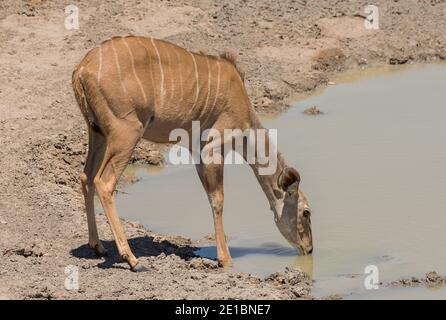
xmin=70 ymin=235 xmax=198 ymax=269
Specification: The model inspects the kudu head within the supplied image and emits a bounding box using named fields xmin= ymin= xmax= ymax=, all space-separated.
xmin=273 ymin=167 xmax=313 ymax=254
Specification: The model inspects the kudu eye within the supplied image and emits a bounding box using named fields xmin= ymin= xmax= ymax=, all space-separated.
xmin=303 ymin=209 xmax=311 ymax=218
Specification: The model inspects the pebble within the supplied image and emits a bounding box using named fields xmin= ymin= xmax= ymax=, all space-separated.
xmin=303 ymin=106 xmax=323 ymax=115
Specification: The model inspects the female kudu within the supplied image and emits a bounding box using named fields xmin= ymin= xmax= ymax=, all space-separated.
xmin=72 ymin=36 xmax=313 ymax=271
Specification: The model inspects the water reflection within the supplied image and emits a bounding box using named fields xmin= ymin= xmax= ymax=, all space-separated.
xmin=294 ymin=254 xmax=314 ymax=279
xmin=197 ymin=243 xmax=297 ymax=259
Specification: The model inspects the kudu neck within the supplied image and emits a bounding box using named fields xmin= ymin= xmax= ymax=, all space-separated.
xmin=250 ymin=152 xmax=286 ymax=218
xmin=247 ymin=110 xmax=287 ymax=219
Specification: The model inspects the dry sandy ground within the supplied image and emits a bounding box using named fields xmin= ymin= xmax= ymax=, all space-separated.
xmin=0 ymin=0 xmax=445 ymax=300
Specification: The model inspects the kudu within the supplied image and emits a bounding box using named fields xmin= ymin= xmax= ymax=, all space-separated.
xmin=72 ymin=36 xmax=312 ymax=271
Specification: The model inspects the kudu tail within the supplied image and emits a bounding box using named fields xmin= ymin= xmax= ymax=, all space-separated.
xmin=72 ymin=66 xmax=95 ymax=127
xmin=72 ymin=64 xmax=117 ymax=134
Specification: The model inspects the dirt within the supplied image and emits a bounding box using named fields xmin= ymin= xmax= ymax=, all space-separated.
xmin=1 ymin=0 xmax=445 ymax=300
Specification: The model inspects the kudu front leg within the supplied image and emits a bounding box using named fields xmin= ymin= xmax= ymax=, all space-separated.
xmin=195 ymin=163 xmax=232 ymax=268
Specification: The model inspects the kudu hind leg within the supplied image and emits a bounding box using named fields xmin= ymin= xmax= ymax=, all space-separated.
xmin=81 ymin=128 xmax=107 ymax=256
xmin=94 ymin=121 xmax=144 ymax=271
xmin=195 ymin=163 xmax=232 ymax=267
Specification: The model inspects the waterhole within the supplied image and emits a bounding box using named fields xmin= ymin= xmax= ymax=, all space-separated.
xmin=112 ymin=64 xmax=446 ymax=299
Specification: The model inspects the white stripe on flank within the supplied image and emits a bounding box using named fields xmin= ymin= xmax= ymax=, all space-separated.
xmin=122 ymin=37 xmax=147 ymax=104
xmin=161 ymin=49 xmax=175 ymax=106
xmin=135 ymin=38 xmax=155 ymax=135
xmin=189 ymin=52 xmax=200 ymax=109
xmin=165 ymin=47 xmax=174 ymax=107
xmin=174 ymin=50 xmax=184 ymax=103
xmin=97 ymin=46 xmax=102 ymax=84
xmin=151 ymin=38 xmax=165 ymax=107
xmin=110 ymin=40 xmax=128 ymax=95
xmin=142 ymin=115 xmax=153 ymax=136
xmin=136 ymin=38 xmax=156 ymax=105
xmin=204 ymin=57 xmax=211 ymax=109
xmin=212 ymin=60 xmax=221 ymax=108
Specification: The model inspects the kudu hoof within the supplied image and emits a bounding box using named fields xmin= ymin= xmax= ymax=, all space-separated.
xmin=218 ymin=259 xmax=233 ymax=269
xmin=90 ymin=243 xmax=108 ymax=257
xmin=131 ymin=263 xmax=149 ymax=273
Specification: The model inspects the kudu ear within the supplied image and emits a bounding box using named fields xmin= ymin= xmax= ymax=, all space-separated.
xmin=278 ymin=167 xmax=301 ymax=191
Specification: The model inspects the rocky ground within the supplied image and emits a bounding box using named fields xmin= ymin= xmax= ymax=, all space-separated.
xmin=0 ymin=0 xmax=445 ymax=299
xmin=391 ymin=272 xmax=446 ymax=288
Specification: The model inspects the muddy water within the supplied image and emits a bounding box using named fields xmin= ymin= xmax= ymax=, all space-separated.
xmin=115 ymin=64 xmax=446 ymax=299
